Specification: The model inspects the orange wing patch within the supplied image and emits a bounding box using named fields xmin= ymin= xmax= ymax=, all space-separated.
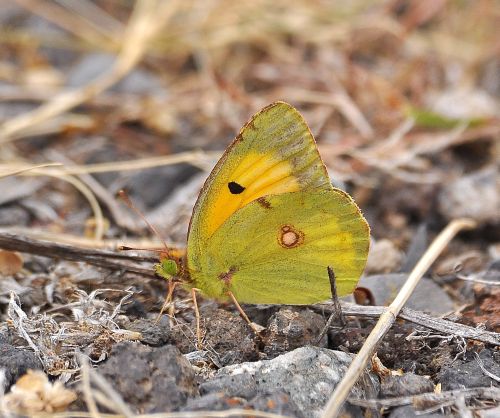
xmin=203 ymin=152 xmax=300 ymax=237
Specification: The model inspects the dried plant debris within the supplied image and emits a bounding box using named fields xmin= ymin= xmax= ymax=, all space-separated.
xmin=1 ymin=370 xmax=77 ymax=415
xmin=6 ymin=290 xmax=140 ymax=376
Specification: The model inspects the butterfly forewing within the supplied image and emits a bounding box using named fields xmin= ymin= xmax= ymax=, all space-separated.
xmin=187 ymin=102 xmax=333 ymax=275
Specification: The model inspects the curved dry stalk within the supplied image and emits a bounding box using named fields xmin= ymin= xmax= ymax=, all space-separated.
xmin=321 ymin=217 xmax=477 ymax=418
xmin=0 ymin=163 xmax=104 ymax=240
xmin=0 ymin=162 xmax=62 ymax=179
xmin=26 ymin=170 xmax=105 ymax=241
xmin=0 ymin=0 xmax=181 ymax=143
xmin=0 ymin=150 xmax=218 ymax=176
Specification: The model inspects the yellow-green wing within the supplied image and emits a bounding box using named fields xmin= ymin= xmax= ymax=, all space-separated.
xmin=190 ymin=190 xmax=370 ymax=304
xmin=187 ymin=102 xmax=332 ymax=271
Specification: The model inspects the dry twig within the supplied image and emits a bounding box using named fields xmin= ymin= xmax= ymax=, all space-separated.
xmin=321 ymin=218 xmax=477 ymax=418
xmin=0 ymin=0 xmax=180 ymax=143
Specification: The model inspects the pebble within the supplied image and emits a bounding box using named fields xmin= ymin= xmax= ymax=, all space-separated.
xmin=206 ymin=346 xmax=378 ymax=418
xmin=356 ymin=273 xmax=455 ymax=314
xmin=171 ymin=308 xmax=258 ymax=366
xmin=389 ymin=405 xmax=444 ymax=418
xmin=263 ymin=308 xmax=327 ymax=358
xmin=437 ymin=349 xmax=500 ymax=391
xmin=98 ymin=342 xmax=198 ymax=413
xmin=365 ymin=239 xmax=403 ymax=274
xmin=380 ymin=373 xmax=434 ymax=397
xmin=123 ymin=317 xmax=171 ymax=346
xmin=438 ymin=167 xmax=499 ymax=224
xmin=0 ymin=342 xmax=42 ymax=391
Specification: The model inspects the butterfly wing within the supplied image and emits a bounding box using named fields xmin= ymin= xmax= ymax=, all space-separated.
xmin=187 ymin=102 xmax=332 ymax=271
xmin=190 ymin=190 xmax=370 ymax=304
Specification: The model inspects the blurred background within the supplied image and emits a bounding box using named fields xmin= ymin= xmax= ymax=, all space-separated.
xmin=0 ymin=0 xmax=498 ymax=255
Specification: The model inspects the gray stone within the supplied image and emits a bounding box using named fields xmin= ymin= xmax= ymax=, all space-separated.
xmin=380 ymin=373 xmax=434 ymax=397
xmin=99 ymin=342 xmax=198 ymax=413
xmin=213 ymin=346 xmax=378 ymax=418
xmin=200 ymin=372 xmax=258 ymax=399
xmin=263 ymin=308 xmax=327 ymax=358
xmin=356 ymin=274 xmax=455 ymax=315
xmin=0 ymin=343 xmax=42 ymax=391
xmin=171 ymin=308 xmax=258 ymax=366
xmin=438 ymin=168 xmax=499 ymax=224
xmin=389 ymin=405 xmax=443 ymax=418
xmin=181 ymin=392 xmax=245 ymax=412
xmin=437 ymin=349 xmax=500 ymax=391
xmin=124 ymin=317 xmax=171 ymax=346
xmin=247 ymin=391 xmax=305 ymax=418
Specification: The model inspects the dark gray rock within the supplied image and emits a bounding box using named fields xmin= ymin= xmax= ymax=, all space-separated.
xmin=124 ymin=317 xmax=170 ymax=346
xmin=380 ymin=373 xmax=435 ymax=397
xmin=98 ymin=342 xmax=198 ymax=413
xmin=212 ymin=346 xmax=378 ymax=418
xmin=247 ymin=390 xmax=305 ymax=418
xmin=437 ymin=349 xmax=500 ymax=390
xmin=389 ymin=405 xmax=444 ymax=418
xmin=263 ymin=308 xmax=327 ymax=358
xmin=171 ymin=308 xmax=258 ymax=366
xmin=0 ymin=343 xmax=42 ymax=391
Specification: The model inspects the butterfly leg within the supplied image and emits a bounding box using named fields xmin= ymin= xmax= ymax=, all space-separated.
xmin=156 ymin=279 xmax=177 ymax=323
xmin=227 ymin=291 xmax=263 ymax=337
xmin=191 ymin=287 xmax=203 ymax=350
xmin=316 ymin=266 xmax=346 ymax=344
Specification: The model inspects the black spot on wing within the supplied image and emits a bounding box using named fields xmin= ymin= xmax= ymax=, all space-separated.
xmin=228 ymin=181 xmax=245 ymax=194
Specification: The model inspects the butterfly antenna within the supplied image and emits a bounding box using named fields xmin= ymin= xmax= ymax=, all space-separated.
xmin=118 ymin=245 xmax=165 ymax=253
xmin=117 ymin=189 xmax=171 ymax=256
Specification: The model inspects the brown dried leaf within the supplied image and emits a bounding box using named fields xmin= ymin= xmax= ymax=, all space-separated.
xmin=0 ymin=250 xmax=23 ymax=276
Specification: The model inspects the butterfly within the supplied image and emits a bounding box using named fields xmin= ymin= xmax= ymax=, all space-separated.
xmin=158 ymin=102 xmax=370 ymax=305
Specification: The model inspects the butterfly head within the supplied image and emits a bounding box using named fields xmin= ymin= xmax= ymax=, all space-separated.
xmin=154 ymin=247 xmax=189 ymax=282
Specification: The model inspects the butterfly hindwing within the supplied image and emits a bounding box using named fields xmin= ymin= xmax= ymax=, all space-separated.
xmin=191 ymin=190 xmax=370 ymax=304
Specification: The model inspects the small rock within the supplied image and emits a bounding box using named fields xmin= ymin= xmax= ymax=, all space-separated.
xmin=247 ymin=391 xmax=305 ymax=418
xmin=181 ymin=392 xmax=245 ymax=412
xmin=67 ymin=53 xmax=164 ymax=94
xmin=200 ymin=372 xmax=258 ymax=399
xmin=356 ymin=273 xmax=455 ymax=315
xmin=480 ymin=405 xmax=500 ymax=418
xmin=389 ymin=405 xmax=443 ymax=418
xmin=438 ymin=168 xmax=499 ymax=224
xmin=380 ymin=373 xmax=434 ymax=397
xmin=427 ymin=88 xmax=499 ymax=120
xmin=437 ymin=349 xmax=500 ymax=390
xmin=0 ymin=342 xmax=42 ymax=391
xmin=212 ymin=346 xmax=378 ymax=418
xmin=124 ymin=317 xmax=170 ymax=346
xmin=365 ymin=239 xmax=403 ymax=274
xmin=171 ymin=308 xmax=258 ymax=366
xmin=0 ymin=206 xmax=30 ymax=227
xmin=98 ymin=342 xmax=198 ymax=413
xmin=263 ymin=308 xmax=327 ymax=358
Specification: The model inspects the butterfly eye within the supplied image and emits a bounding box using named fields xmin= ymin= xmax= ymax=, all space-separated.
xmin=228 ymin=181 xmax=245 ymax=194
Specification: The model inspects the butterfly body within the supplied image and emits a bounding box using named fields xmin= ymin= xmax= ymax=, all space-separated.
xmin=163 ymin=102 xmax=369 ymax=304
